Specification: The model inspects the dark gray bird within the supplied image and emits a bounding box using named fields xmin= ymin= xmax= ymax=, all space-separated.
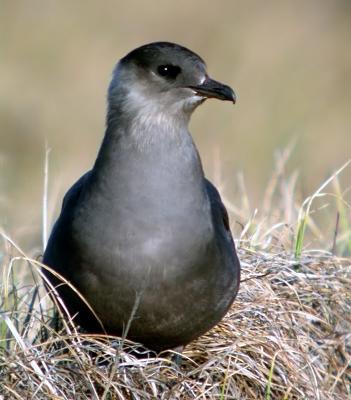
xmin=43 ymin=42 xmax=240 ymax=352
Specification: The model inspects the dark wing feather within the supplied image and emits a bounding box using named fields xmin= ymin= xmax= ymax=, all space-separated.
xmin=205 ymin=178 xmax=231 ymax=233
xmin=60 ymin=171 xmax=91 ymax=212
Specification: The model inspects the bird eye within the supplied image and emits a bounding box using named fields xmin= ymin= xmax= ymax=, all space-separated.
xmin=157 ymin=65 xmax=181 ymax=80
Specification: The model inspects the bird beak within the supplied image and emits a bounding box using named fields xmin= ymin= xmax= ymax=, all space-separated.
xmin=188 ymin=77 xmax=236 ymax=104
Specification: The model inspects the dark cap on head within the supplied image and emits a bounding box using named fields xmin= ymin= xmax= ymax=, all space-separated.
xmin=121 ymin=42 xmax=206 ymax=68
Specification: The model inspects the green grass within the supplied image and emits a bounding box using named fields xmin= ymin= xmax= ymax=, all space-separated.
xmin=294 ymin=159 xmax=351 ymax=259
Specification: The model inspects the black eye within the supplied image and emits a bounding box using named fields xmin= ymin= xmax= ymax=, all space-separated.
xmin=157 ymin=65 xmax=181 ymax=80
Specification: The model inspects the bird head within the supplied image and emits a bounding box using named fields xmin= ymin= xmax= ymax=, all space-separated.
xmin=107 ymin=42 xmax=236 ymax=127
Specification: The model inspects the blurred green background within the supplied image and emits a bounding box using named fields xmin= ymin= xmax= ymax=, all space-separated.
xmin=1 ymin=1 xmax=350 ymax=249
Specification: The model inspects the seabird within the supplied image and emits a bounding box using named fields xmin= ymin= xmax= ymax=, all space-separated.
xmin=43 ymin=42 xmax=241 ymax=352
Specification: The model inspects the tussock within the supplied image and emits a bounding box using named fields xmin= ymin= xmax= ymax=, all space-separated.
xmin=1 ymin=242 xmax=350 ymax=399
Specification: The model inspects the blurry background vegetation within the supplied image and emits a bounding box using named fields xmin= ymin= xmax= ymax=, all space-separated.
xmin=1 ymin=1 xmax=350 ymax=250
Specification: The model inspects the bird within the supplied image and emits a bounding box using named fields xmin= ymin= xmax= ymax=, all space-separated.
xmin=43 ymin=42 xmax=241 ymax=352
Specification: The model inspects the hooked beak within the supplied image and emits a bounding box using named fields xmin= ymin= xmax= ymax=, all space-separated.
xmin=188 ymin=77 xmax=236 ymax=104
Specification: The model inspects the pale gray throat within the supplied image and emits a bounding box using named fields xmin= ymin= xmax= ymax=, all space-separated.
xmin=92 ymin=98 xmax=206 ymax=201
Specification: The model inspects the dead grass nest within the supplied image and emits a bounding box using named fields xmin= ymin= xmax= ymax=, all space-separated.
xmin=1 ymin=240 xmax=350 ymax=400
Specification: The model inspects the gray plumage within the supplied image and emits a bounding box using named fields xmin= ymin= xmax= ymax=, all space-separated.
xmin=43 ymin=42 xmax=240 ymax=352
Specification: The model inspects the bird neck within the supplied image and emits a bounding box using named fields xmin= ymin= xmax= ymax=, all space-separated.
xmin=91 ymin=110 xmax=205 ymax=201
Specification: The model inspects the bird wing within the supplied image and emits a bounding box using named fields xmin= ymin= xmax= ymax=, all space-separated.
xmin=61 ymin=171 xmax=91 ymax=212
xmin=205 ymin=178 xmax=231 ymax=233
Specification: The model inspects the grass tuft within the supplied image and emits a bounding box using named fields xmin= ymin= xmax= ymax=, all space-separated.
xmin=294 ymin=159 xmax=351 ymax=259
xmin=1 ymin=232 xmax=350 ymax=398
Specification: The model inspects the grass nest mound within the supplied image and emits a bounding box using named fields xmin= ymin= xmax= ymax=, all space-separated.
xmin=1 ymin=238 xmax=350 ymax=399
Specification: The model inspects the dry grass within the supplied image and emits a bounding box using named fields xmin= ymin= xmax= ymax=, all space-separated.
xmin=1 ymin=242 xmax=350 ymax=399
xmin=1 ymin=157 xmax=350 ymax=399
